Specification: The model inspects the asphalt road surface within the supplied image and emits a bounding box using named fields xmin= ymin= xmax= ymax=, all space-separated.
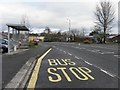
xmin=26 ymin=42 xmax=119 ymax=89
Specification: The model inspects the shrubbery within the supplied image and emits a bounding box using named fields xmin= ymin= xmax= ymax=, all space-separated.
xmin=83 ymin=40 xmax=92 ymax=44
xmin=29 ymin=40 xmax=38 ymax=47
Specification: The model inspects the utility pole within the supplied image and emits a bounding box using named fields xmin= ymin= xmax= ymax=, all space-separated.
xmin=8 ymin=26 xmax=10 ymax=54
xmin=67 ymin=18 xmax=71 ymax=42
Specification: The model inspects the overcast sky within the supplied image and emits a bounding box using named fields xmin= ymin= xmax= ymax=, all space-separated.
xmin=0 ymin=0 xmax=119 ymax=34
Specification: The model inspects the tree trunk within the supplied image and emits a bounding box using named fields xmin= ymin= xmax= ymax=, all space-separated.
xmin=103 ymin=26 xmax=106 ymax=44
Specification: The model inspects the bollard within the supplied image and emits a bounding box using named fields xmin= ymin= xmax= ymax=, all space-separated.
xmin=14 ymin=45 xmax=17 ymax=51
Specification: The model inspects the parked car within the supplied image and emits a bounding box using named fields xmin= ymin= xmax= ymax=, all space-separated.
xmin=33 ymin=38 xmax=39 ymax=43
xmin=0 ymin=39 xmax=8 ymax=53
xmin=0 ymin=38 xmax=17 ymax=53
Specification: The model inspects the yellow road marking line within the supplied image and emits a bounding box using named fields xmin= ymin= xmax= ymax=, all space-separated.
xmin=27 ymin=48 xmax=52 ymax=89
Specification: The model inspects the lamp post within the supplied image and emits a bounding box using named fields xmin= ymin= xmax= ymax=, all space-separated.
xmin=67 ymin=18 xmax=71 ymax=42
xmin=8 ymin=26 xmax=10 ymax=54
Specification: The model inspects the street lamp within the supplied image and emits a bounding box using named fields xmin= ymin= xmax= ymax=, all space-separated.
xmin=67 ymin=18 xmax=71 ymax=42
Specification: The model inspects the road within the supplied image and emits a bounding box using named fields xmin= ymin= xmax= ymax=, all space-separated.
xmin=26 ymin=42 xmax=119 ymax=89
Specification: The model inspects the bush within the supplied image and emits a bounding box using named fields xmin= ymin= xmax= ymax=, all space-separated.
xmin=83 ymin=40 xmax=92 ymax=44
xmin=29 ymin=40 xmax=38 ymax=47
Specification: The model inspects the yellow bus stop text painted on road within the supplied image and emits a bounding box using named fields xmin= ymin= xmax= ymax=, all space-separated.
xmin=48 ymin=59 xmax=76 ymax=66
xmin=48 ymin=67 xmax=94 ymax=82
xmin=47 ymin=59 xmax=94 ymax=82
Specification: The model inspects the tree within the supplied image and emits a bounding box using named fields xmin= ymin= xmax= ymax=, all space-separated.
xmin=80 ymin=27 xmax=87 ymax=37
xmin=89 ymin=26 xmax=103 ymax=43
xmin=70 ymin=29 xmax=78 ymax=41
xmin=44 ymin=27 xmax=51 ymax=34
xmin=21 ymin=15 xmax=31 ymax=31
xmin=94 ymin=1 xmax=115 ymax=43
xmin=79 ymin=27 xmax=87 ymax=37
xmin=21 ymin=15 xmax=30 ymax=26
xmin=57 ymin=31 xmax=61 ymax=36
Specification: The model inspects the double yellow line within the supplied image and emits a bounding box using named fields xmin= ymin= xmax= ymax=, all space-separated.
xmin=27 ymin=48 xmax=52 ymax=90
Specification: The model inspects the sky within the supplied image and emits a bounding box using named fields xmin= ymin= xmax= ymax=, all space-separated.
xmin=0 ymin=0 xmax=119 ymax=34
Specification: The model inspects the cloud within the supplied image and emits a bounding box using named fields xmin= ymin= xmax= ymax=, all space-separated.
xmin=0 ymin=0 xmax=119 ymax=34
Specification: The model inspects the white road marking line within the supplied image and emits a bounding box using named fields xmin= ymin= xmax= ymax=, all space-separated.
xmin=75 ymin=56 xmax=80 ymax=59
xmin=114 ymin=55 xmax=118 ymax=57
xmin=86 ymin=49 xmax=91 ymax=51
xmin=79 ymin=48 xmax=86 ymax=50
xmin=63 ymin=51 xmax=66 ymax=54
xmin=82 ymin=48 xmax=86 ymax=49
xmin=108 ymin=52 xmax=114 ymax=54
xmin=59 ymin=49 xmax=62 ymax=52
xmin=103 ymin=52 xmax=114 ymax=54
xmin=86 ymin=49 xmax=106 ymax=54
xmin=86 ymin=49 xmax=96 ymax=53
xmin=86 ymin=49 xmax=114 ymax=55
xmin=84 ymin=61 xmax=93 ymax=66
xmin=79 ymin=57 xmax=83 ymax=60
xmin=92 ymin=64 xmax=116 ymax=78
xmin=114 ymin=55 xmax=120 ymax=58
xmin=68 ymin=53 xmax=72 ymax=56
xmin=75 ymin=47 xmax=79 ymax=48
xmin=95 ymin=49 xmax=100 ymax=51
xmin=100 ymin=69 xmax=116 ymax=77
xmin=99 ymin=52 xmax=104 ymax=54
xmin=83 ymin=59 xmax=117 ymax=78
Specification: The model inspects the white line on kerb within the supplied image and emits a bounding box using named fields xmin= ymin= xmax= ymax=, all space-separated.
xmin=84 ymin=61 xmax=93 ymax=66
xmin=75 ymin=56 xmax=80 ymax=59
xmin=100 ymin=69 xmax=116 ymax=77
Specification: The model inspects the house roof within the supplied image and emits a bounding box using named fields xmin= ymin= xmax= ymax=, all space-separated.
xmin=112 ymin=34 xmax=120 ymax=38
xmin=108 ymin=34 xmax=120 ymax=39
xmin=6 ymin=24 xmax=29 ymax=31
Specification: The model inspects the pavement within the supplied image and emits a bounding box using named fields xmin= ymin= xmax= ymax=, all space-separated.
xmin=25 ymin=42 xmax=119 ymax=89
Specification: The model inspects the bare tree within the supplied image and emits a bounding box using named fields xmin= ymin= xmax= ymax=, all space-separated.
xmin=94 ymin=1 xmax=115 ymax=43
xmin=70 ymin=29 xmax=78 ymax=40
xmin=44 ymin=27 xmax=51 ymax=34
xmin=80 ymin=27 xmax=87 ymax=37
xmin=21 ymin=15 xmax=31 ymax=29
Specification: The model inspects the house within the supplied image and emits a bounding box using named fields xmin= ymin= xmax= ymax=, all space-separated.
xmin=111 ymin=34 xmax=120 ymax=43
xmin=107 ymin=34 xmax=120 ymax=43
xmin=29 ymin=35 xmax=45 ymax=42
